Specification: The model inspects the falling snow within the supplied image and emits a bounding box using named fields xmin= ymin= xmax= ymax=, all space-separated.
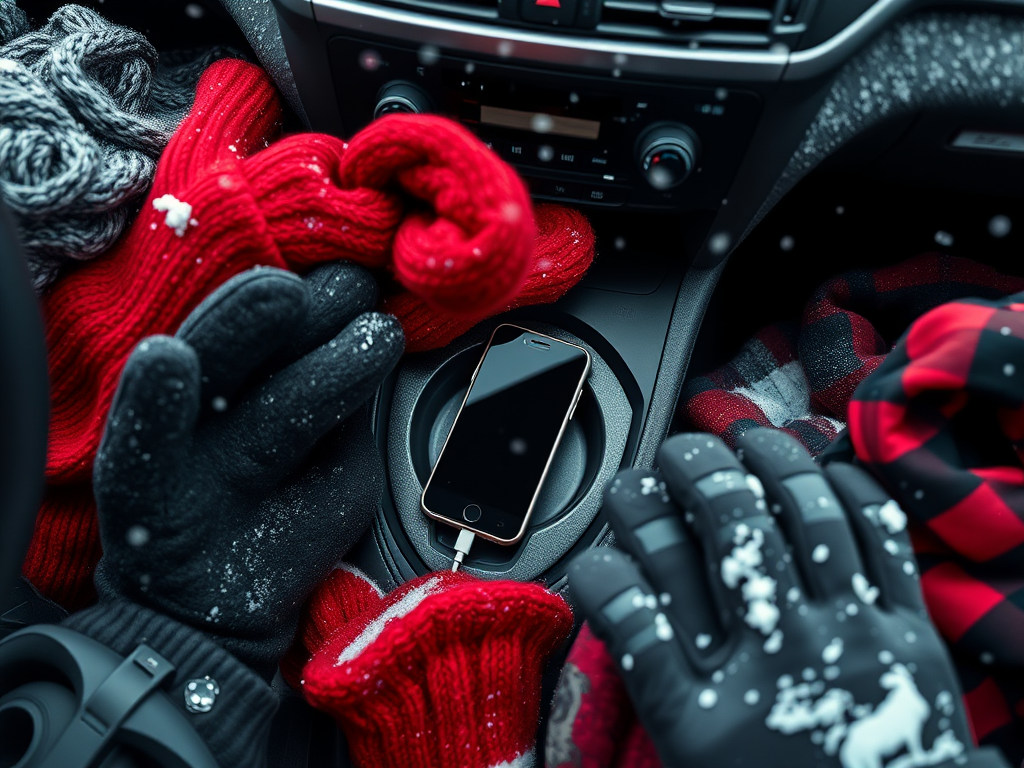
xmin=698 ymin=689 xmax=718 ymax=709
xmin=822 ymin=638 xmax=844 ymax=665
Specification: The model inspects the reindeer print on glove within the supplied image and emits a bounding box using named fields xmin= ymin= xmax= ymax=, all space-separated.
xmin=569 ymin=430 xmax=1011 ymax=768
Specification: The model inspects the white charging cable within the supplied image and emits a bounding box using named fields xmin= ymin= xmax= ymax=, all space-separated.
xmin=452 ymin=529 xmax=476 ymax=572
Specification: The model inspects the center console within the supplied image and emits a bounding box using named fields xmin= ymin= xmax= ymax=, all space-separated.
xmin=348 ymin=209 xmax=712 ymax=590
xmin=267 ymin=0 xmax=920 ymax=589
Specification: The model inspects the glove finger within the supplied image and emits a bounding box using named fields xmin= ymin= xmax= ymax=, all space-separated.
xmin=266 ymin=261 xmax=380 ymax=366
xmin=825 ymin=463 xmax=925 ymax=612
xmin=568 ymin=548 xmax=695 ymax=744
xmin=658 ymin=433 xmax=803 ymax=650
xmin=603 ymin=469 xmax=725 ymax=659
xmin=219 ymin=312 xmax=404 ymax=489
xmin=175 ymin=268 xmax=309 ymax=411
xmin=736 ymin=429 xmax=872 ymax=605
xmin=95 ymin=336 xmax=200 ymax=516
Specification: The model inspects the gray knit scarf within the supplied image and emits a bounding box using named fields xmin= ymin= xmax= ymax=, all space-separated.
xmin=0 ymin=3 xmax=234 ymax=290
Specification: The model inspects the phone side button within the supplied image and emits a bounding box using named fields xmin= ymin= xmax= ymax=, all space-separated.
xmin=569 ymin=391 xmax=583 ymax=420
xmin=463 ymin=504 xmax=483 ymax=523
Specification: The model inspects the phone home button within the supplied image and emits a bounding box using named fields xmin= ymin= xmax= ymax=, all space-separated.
xmin=462 ymin=504 xmax=482 ymax=523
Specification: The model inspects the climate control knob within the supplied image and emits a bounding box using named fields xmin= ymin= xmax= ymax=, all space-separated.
xmin=637 ymin=124 xmax=701 ymax=191
xmin=373 ymin=81 xmax=433 ymax=119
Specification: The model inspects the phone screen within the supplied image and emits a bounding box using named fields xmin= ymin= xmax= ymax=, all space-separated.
xmin=422 ymin=325 xmax=590 ymax=543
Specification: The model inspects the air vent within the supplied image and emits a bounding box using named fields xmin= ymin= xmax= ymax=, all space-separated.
xmin=597 ymin=0 xmax=779 ymax=46
xmin=366 ymin=0 xmax=500 ymax=21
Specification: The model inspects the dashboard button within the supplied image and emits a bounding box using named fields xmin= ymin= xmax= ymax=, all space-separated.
xmin=506 ymin=141 xmax=531 ymax=160
xmin=520 ymin=0 xmax=577 ymax=26
xmin=373 ymin=81 xmax=433 ymax=119
xmin=581 ymin=185 xmax=626 ymax=205
xmin=555 ymin=149 xmax=580 ymax=168
xmin=540 ymin=180 xmax=582 ymax=201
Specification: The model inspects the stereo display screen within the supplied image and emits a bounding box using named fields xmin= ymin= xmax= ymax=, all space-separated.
xmin=479 ymin=105 xmax=601 ymax=140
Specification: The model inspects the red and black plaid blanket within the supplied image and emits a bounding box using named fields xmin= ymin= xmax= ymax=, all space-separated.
xmin=680 ymin=253 xmax=1024 ymax=457
xmin=680 ymin=253 xmax=1024 ymax=762
xmin=850 ymin=291 xmax=1024 ymax=761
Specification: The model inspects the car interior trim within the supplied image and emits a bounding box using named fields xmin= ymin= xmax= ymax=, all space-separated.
xmin=311 ymin=0 xmax=788 ymax=81
xmin=309 ymin=0 xmax=1024 ymax=82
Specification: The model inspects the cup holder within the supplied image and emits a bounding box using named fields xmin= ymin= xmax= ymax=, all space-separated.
xmin=408 ymin=344 xmax=604 ymax=567
xmin=383 ymin=320 xmax=633 ymax=580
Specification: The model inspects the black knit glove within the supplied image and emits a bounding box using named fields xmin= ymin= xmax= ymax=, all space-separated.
xmin=63 ymin=263 xmax=403 ymax=766
xmin=569 ymin=429 xmax=1008 ymax=768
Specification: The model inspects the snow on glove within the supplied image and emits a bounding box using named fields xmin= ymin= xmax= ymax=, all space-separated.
xmin=60 ymin=262 xmax=401 ymax=765
xmin=297 ymin=567 xmax=573 ymax=768
xmin=569 ymin=429 xmax=1009 ymax=768
xmin=72 ymin=262 xmax=403 ymax=679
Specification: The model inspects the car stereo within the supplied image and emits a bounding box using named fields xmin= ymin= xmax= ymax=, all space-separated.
xmin=327 ymin=36 xmax=762 ymax=210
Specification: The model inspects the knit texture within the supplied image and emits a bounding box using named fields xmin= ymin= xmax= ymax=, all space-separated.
xmin=26 ymin=58 xmax=591 ymax=608
xmin=680 ymin=254 xmax=1024 ymax=456
xmin=63 ymin=601 xmax=278 ymax=768
xmin=299 ymin=568 xmax=574 ymax=768
xmin=849 ymin=291 xmax=1024 ymax=764
xmin=280 ymin=563 xmax=384 ymax=688
xmin=387 ymin=203 xmax=594 ymax=353
xmin=0 ymin=3 xmax=231 ymax=288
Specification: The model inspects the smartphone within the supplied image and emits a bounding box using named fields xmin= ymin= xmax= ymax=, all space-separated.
xmin=421 ymin=324 xmax=592 ymax=545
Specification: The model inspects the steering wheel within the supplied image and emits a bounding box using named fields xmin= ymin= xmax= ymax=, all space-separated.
xmin=0 ymin=198 xmax=49 ymax=609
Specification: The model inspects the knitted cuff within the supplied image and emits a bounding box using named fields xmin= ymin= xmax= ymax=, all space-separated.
xmin=281 ymin=563 xmax=385 ymax=690
xmin=62 ymin=601 xmax=278 ymax=768
xmin=302 ymin=572 xmax=573 ymax=768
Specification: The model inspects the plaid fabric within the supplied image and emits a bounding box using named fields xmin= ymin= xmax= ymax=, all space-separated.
xmin=850 ymin=292 xmax=1024 ymax=763
xmin=681 ymin=254 xmax=1024 ymax=456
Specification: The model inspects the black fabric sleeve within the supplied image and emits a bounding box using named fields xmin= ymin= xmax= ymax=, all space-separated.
xmin=62 ymin=601 xmax=278 ymax=768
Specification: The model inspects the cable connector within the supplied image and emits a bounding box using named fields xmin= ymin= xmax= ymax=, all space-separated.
xmin=452 ymin=529 xmax=476 ymax=572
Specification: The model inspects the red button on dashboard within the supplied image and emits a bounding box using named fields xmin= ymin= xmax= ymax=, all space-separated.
xmin=520 ymin=0 xmax=577 ymax=25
